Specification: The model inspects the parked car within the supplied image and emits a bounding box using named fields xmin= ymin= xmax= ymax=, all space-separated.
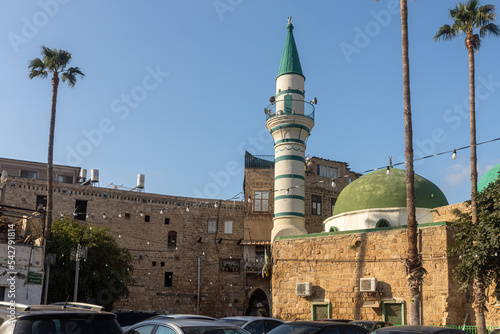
xmin=315 ymin=319 xmax=352 ymax=323
xmin=372 ymin=326 xmax=470 ymax=334
xmin=219 ymin=316 xmax=284 ymax=334
xmin=350 ymin=320 xmax=393 ymax=332
xmin=267 ymin=321 xmax=369 ymax=334
xmin=122 ymin=315 xmax=218 ymax=332
xmin=0 ymin=301 xmax=123 ymax=334
xmin=123 ymin=318 xmax=251 ymax=334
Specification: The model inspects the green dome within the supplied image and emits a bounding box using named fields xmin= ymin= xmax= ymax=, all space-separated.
xmin=277 ymin=22 xmax=304 ymax=80
xmin=332 ymin=167 xmax=449 ymax=216
xmin=478 ymin=162 xmax=500 ymax=192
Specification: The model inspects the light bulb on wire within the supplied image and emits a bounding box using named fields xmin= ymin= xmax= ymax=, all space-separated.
xmin=331 ymin=178 xmax=336 ymax=187
xmin=386 ymin=166 xmax=391 ymax=176
xmin=160 ymin=208 xmax=164 ymax=214
xmin=452 ymin=150 xmax=457 ymax=160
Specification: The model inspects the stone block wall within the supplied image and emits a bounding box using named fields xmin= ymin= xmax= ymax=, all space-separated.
xmin=270 ymin=224 xmax=500 ymax=326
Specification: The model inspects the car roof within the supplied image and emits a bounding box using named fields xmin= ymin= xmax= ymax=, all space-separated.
xmin=220 ymin=316 xmax=283 ymax=321
xmin=153 ymin=314 xmax=217 ymax=320
xmin=282 ymin=321 xmax=361 ymax=328
xmin=129 ymin=318 xmax=241 ymax=328
xmin=374 ymin=326 xmax=469 ymax=334
xmin=0 ymin=302 xmax=115 ymax=320
xmin=351 ymin=321 xmax=388 ymax=324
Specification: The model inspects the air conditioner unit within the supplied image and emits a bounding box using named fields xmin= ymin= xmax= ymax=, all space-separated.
xmin=360 ymin=278 xmax=377 ymax=292
xmin=296 ymin=282 xmax=312 ymax=297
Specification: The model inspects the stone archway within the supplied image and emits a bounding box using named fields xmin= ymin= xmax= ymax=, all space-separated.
xmin=245 ymin=288 xmax=270 ymax=317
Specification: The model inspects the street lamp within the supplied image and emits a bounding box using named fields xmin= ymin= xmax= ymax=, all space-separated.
xmin=70 ymin=244 xmax=88 ymax=302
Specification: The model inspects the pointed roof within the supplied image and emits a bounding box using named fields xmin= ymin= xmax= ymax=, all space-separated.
xmin=277 ymin=18 xmax=304 ymax=80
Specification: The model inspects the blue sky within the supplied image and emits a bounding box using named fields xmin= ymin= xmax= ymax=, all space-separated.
xmin=1 ymin=0 xmax=500 ymax=206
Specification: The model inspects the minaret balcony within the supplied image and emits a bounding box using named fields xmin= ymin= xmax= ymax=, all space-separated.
xmin=264 ymin=98 xmax=315 ymax=121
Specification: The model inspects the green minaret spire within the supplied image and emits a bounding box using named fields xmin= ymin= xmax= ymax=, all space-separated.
xmin=277 ymin=17 xmax=304 ymax=80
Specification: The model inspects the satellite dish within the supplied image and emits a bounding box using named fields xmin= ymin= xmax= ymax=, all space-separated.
xmin=1 ymin=170 xmax=7 ymax=182
xmin=269 ymin=96 xmax=276 ymax=104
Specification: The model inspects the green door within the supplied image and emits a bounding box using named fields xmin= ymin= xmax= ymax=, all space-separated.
xmin=284 ymin=95 xmax=292 ymax=114
xmin=383 ymin=302 xmax=404 ymax=325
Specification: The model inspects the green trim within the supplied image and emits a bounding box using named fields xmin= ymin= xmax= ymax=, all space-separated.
xmin=275 ymin=138 xmax=305 ymax=145
xmin=274 ymin=212 xmax=305 ymax=218
xmin=382 ymin=300 xmax=405 ymax=325
xmin=275 ymin=195 xmax=305 ymax=201
xmin=311 ymin=302 xmax=331 ymax=320
xmin=270 ymin=123 xmax=311 ymax=134
xmin=275 ymin=174 xmax=305 ymax=181
xmin=275 ymin=155 xmax=305 ymax=163
xmin=276 ymin=89 xmax=304 ymax=98
xmin=275 ymin=221 xmax=450 ymax=241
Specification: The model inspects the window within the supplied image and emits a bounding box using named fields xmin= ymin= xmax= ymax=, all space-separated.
xmin=331 ymin=198 xmax=337 ymax=214
xmin=224 ymin=221 xmax=233 ymax=234
xmin=144 ymin=215 xmax=150 ymax=222
xmin=220 ymin=259 xmax=240 ymax=272
xmin=168 ymin=231 xmax=177 ymax=249
xmin=57 ymin=175 xmax=73 ymax=183
xmin=161 ymin=262 xmax=165 ymax=267
xmin=36 ymin=195 xmax=47 ymax=210
xmin=152 ymin=261 xmax=157 ymax=266
xmin=125 ymin=213 xmax=131 ymax=220
xmin=164 ymin=218 xmax=170 ymax=225
xmin=312 ymin=195 xmax=322 ymax=215
xmin=74 ymin=200 xmax=87 ymax=221
xmin=156 ymin=326 xmax=177 ymax=334
xmin=0 ymin=286 xmax=5 ymax=301
xmin=317 ymin=165 xmax=338 ymax=178
xmin=164 ymin=272 xmax=173 ymax=287
xmin=254 ymin=191 xmax=269 ymax=212
xmin=376 ymin=219 xmax=390 ymax=228
xmin=208 ymin=219 xmax=217 ymax=234
xmin=20 ymin=170 xmax=38 ymax=179
xmin=132 ymin=325 xmax=156 ymax=334
xmin=246 ymin=321 xmax=265 ymax=334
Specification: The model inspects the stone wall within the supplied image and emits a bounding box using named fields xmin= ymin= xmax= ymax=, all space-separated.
xmin=270 ymin=224 xmax=500 ymax=326
xmin=0 ymin=176 xmax=250 ymax=317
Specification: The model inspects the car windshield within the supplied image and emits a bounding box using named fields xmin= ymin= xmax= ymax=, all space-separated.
xmin=268 ymin=324 xmax=320 ymax=334
xmin=182 ymin=326 xmax=250 ymax=334
xmin=219 ymin=319 xmax=248 ymax=327
xmin=14 ymin=316 xmax=122 ymax=334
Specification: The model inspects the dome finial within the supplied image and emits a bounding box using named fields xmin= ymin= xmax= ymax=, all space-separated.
xmin=389 ymin=156 xmax=393 ymax=167
xmin=287 ymin=16 xmax=292 ymax=24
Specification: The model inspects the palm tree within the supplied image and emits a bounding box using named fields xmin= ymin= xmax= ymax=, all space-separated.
xmin=375 ymin=0 xmax=421 ymax=325
xmin=434 ymin=2 xmax=499 ymax=333
xmin=28 ymin=46 xmax=84 ymax=238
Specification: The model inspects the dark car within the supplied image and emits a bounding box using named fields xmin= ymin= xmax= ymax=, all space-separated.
xmin=123 ymin=318 xmax=251 ymax=334
xmin=267 ymin=320 xmax=369 ymax=334
xmin=0 ymin=301 xmax=123 ymax=334
xmin=350 ymin=321 xmax=393 ymax=332
xmin=219 ymin=316 xmax=284 ymax=334
xmin=315 ymin=319 xmax=352 ymax=323
xmin=372 ymin=326 xmax=470 ymax=334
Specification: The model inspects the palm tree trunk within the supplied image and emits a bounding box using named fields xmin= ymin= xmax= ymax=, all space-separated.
xmin=46 ymin=72 xmax=59 ymax=238
xmin=400 ymin=0 xmax=420 ymax=325
xmin=468 ymin=35 xmax=486 ymax=334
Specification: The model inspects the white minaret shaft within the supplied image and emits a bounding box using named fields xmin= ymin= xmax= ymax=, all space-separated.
xmin=266 ymin=18 xmax=315 ymax=241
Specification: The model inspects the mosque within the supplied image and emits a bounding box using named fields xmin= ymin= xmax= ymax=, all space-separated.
xmin=266 ymin=18 xmax=500 ymax=326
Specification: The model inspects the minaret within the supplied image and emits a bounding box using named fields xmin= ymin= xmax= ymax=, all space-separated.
xmin=265 ymin=17 xmax=315 ymax=241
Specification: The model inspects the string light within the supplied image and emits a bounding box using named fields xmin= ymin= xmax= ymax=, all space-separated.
xmin=286 ymin=188 xmax=290 ymax=195
xmin=214 ymin=202 xmax=218 ymax=209
xmin=118 ymin=212 xmax=122 ymax=218
xmin=386 ymin=166 xmax=391 ymax=176
xmin=452 ymin=150 xmax=457 ymax=160
xmin=160 ymin=208 xmax=164 ymax=214
xmin=331 ymin=178 xmax=336 ymax=187
xmin=140 ymin=211 xmax=144 ymax=217
xmin=102 ymin=213 xmax=106 ymax=219
xmin=186 ymin=206 xmax=190 ymax=213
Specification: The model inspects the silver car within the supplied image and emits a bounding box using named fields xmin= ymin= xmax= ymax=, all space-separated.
xmin=219 ymin=316 xmax=284 ymax=334
xmin=124 ymin=318 xmax=251 ymax=334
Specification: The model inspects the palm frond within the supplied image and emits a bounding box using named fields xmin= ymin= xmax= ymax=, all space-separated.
xmin=479 ymin=22 xmax=500 ymax=38
xmin=434 ymin=24 xmax=456 ymax=41
xmin=28 ymin=57 xmax=48 ymax=79
xmin=61 ymin=67 xmax=85 ymax=87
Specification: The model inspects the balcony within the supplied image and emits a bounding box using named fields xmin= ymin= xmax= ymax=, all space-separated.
xmin=244 ymin=256 xmax=266 ymax=273
xmin=264 ymin=98 xmax=315 ymax=121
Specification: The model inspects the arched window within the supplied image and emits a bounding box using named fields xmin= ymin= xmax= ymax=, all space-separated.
xmin=376 ymin=219 xmax=390 ymax=228
xmin=168 ymin=231 xmax=177 ymax=249
xmin=329 ymin=226 xmax=339 ymax=232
